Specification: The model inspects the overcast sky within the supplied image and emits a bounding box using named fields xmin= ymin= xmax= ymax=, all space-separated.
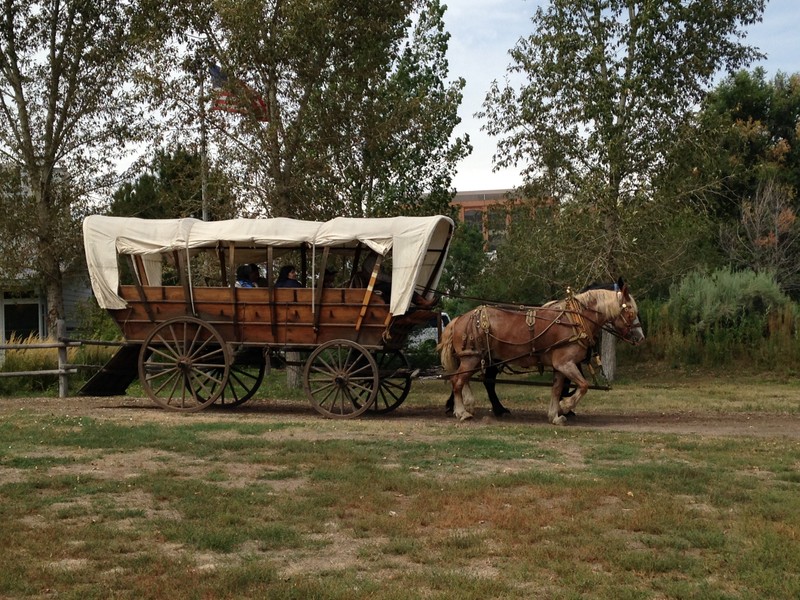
xmin=444 ymin=0 xmax=800 ymax=192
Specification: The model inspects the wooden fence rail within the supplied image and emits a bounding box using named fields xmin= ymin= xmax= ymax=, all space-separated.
xmin=0 ymin=320 xmax=122 ymax=398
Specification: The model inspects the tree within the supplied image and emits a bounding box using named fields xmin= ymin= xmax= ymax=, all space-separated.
xmin=110 ymin=147 xmax=237 ymax=220
xmin=720 ymin=178 xmax=800 ymax=298
xmin=438 ymin=223 xmax=489 ymax=314
xmin=169 ymin=0 xmax=469 ymax=219
xmin=480 ymin=0 xmax=765 ymax=280
xmin=0 ymin=0 xmax=146 ymax=331
xmin=693 ymin=68 xmax=800 ymax=221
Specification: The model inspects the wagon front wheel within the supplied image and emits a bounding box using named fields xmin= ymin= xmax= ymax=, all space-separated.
xmin=303 ymin=340 xmax=378 ymax=418
xmin=211 ymin=348 xmax=267 ymax=408
xmin=369 ymin=350 xmax=412 ymax=414
xmin=138 ymin=317 xmax=230 ymax=412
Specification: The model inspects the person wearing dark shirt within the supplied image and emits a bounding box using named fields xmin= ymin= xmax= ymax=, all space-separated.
xmin=275 ymin=265 xmax=302 ymax=288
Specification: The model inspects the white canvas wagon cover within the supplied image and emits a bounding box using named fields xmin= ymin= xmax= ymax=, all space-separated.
xmin=83 ymin=214 xmax=454 ymax=315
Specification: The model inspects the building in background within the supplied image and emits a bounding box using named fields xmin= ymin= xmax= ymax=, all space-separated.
xmin=451 ymin=189 xmax=527 ymax=250
xmin=0 ymin=275 xmax=91 ymax=343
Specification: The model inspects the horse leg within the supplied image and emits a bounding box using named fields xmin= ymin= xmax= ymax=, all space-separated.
xmin=548 ymin=371 xmax=568 ymax=425
xmin=451 ymin=357 xmax=479 ymax=421
xmin=446 ymin=365 xmax=507 ymax=416
xmin=559 ymin=364 xmax=585 ymax=419
xmin=445 ymin=392 xmax=454 ymax=414
xmin=559 ymin=377 xmax=576 ymax=419
xmin=556 ymin=362 xmax=589 ymax=415
xmin=484 ymin=365 xmax=510 ymax=416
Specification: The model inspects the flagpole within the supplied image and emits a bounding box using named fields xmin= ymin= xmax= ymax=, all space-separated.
xmin=199 ymin=61 xmax=209 ymax=222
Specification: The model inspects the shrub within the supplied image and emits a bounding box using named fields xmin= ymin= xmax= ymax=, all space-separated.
xmin=668 ymin=268 xmax=789 ymax=336
xmin=0 ymin=330 xmax=118 ymax=396
xmin=660 ymin=268 xmax=798 ymax=368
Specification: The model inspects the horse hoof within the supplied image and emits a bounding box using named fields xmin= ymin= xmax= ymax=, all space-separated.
xmin=551 ymin=415 xmax=567 ymax=426
xmin=565 ymin=411 xmax=576 ymax=420
xmin=456 ymin=412 xmax=473 ymax=421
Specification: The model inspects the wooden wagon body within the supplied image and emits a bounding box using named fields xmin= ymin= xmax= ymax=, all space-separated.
xmin=81 ymin=215 xmax=454 ymax=417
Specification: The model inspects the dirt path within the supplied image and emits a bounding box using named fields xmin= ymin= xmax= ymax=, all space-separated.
xmin=3 ymin=395 xmax=799 ymax=439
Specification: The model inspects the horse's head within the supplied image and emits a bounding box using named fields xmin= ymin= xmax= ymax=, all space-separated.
xmin=609 ymin=278 xmax=645 ymax=345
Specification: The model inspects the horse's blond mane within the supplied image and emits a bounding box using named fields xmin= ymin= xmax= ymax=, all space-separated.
xmin=573 ymin=288 xmax=636 ymax=318
xmin=543 ymin=286 xmax=638 ymax=319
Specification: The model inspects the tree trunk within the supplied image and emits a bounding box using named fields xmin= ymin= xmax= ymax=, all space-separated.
xmin=45 ymin=275 xmax=65 ymax=338
xmin=34 ymin=173 xmax=65 ymax=336
xmin=286 ymin=351 xmax=302 ymax=389
xmin=600 ymin=330 xmax=616 ymax=382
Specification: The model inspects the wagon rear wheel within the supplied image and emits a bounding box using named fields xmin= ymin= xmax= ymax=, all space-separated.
xmin=138 ymin=317 xmax=230 ymax=412
xmin=303 ymin=340 xmax=378 ymax=418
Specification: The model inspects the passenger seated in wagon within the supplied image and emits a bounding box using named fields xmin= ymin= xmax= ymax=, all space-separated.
xmin=275 ymin=265 xmax=302 ymax=288
xmin=235 ymin=264 xmax=257 ymax=288
xmin=357 ymin=252 xmax=437 ymax=309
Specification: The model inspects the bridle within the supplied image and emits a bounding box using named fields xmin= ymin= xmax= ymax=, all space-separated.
xmin=607 ymin=298 xmax=642 ymax=345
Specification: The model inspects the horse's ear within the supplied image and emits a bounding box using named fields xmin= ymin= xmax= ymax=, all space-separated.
xmin=616 ymin=277 xmax=631 ymax=301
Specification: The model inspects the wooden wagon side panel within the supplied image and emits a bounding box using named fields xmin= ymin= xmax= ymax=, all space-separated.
xmin=110 ymin=285 xmax=391 ymax=347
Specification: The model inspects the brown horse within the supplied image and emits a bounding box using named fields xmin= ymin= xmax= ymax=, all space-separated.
xmin=438 ymin=280 xmax=644 ymax=425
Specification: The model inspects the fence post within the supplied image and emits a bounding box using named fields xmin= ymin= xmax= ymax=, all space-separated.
xmin=57 ymin=319 xmax=68 ymax=398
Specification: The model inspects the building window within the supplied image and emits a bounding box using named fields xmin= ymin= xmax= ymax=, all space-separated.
xmin=463 ymin=209 xmax=483 ymax=231
xmin=487 ymin=205 xmax=509 ymax=251
xmin=1 ymin=292 xmax=45 ymax=342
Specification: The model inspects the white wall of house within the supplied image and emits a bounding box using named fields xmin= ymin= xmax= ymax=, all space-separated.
xmin=1 ymin=273 xmax=92 ymax=343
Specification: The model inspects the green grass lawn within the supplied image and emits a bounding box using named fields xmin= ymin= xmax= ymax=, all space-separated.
xmin=0 ymin=370 xmax=799 ymax=599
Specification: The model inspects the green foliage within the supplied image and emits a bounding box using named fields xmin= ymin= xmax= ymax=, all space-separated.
xmin=668 ymin=268 xmax=789 ymax=335
xmin=164 ymin=0 xmax=469 ymax=219
xmin=697 ymin=68 xmax=800 ymax=220
xmin=458 ymin=198 xmax=714 ymax=305
xmin=719 ymin=178 xmax=800 ymax=299
xmin=72 ymin=299 xmax=122 ymax=341
xmin=403 ymin=339 xmax=440 ymax=369
xmin=110 ymin=147 xmax=238 ymax=220
xmin=480 ymin=0 xmax=765 ymax=276
xmin=638 ymin=268 xmax=800 ymax=367
xmin=439 ymin=223 xmax=489 ymax=314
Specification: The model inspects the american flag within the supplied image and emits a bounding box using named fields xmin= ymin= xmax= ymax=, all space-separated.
xmin=209 ymin=64 xmax=269 ymax=122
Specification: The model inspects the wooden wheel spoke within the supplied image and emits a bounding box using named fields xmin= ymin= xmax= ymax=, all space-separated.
xmin=365 ymin=350 xmax=412 ymax=414
xmin=148 ymin=342 xmax=182 ymax=363
xmin=345 ymin=361 xmax=375 ymax=379
xmin=304 ymin=340 xmax=378 ymax=419
xmin=187 ymin=370 xmax=217 ymax=400
xmin=314 ymin=352 xmax=339 ymax=374
xmin=314 ymin=385 xmax=340 ymax=410
xmin=186 ymin=334 xmax=218 ymax=362
xmin=139 ymin=317 xmax=230 ymax=412
xmin=148 ymin=368 xmax=181 ymax=397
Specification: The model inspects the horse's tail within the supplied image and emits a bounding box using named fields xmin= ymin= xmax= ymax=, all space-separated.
xmin=437 ymin=317 xmax=458 ymax=374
